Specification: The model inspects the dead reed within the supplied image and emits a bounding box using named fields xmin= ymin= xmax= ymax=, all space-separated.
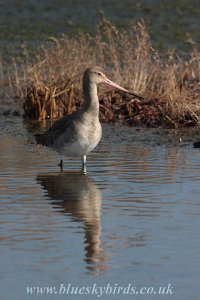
xmin=2 ymin=15 xmax=200 ymax=127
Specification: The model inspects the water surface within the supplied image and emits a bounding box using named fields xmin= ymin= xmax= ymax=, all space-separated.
xmin=1 ymin=118 xmax=200 ymax=299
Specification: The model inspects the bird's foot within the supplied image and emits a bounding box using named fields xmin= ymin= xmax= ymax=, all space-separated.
xmin=82 ymin=164 xmax=87 ymax=174
xmin=82 ymin=155 xmax=87 ymax=174
xmin=58 ymin=159 xmax=63 ymax=172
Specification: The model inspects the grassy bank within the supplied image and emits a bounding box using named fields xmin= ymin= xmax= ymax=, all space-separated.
xmin=1 ymin=15 xmax=200 ymax=127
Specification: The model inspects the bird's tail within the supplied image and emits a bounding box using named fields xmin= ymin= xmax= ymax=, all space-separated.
xmin=34 ymin=134 xmax=42 ymax=144
xmin=194 ymin=141 xmax=200 ymax=148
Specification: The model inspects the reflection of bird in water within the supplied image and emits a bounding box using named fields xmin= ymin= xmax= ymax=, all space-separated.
xmin=36 ymin=171 xmax=108 ymax=274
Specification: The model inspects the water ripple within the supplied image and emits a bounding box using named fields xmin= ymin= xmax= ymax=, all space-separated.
xmin=1 ymin=119 xmax=200 ymax=299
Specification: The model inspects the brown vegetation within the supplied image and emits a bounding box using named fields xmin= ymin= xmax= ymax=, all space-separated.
xmin=1 ymin=15 xmax=200 ymax=127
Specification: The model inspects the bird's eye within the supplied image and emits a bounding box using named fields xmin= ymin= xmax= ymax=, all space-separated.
xmin=97 ymin=72 xmax=101 ymax=76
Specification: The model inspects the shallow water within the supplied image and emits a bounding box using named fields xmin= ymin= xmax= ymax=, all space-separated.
xmin=1 ymin=118 xmax=200 ymax=299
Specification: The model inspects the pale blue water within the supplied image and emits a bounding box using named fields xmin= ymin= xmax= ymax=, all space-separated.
xmin=1 ymin=118 xmax=200 ymax=299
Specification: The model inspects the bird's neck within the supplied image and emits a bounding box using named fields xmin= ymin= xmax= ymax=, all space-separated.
xmin=83 ymin=81 xmax=99 ymax=116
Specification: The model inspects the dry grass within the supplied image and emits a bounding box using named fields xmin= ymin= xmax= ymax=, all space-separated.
xmin=1 ymin=14 xmax=200 ymax=127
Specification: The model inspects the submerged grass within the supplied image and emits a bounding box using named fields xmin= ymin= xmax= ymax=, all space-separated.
xmin=1 ymin=15 xmax=200 ymax=127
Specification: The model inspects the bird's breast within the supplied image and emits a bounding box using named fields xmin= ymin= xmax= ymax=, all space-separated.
xmin=58 ymin=118 xmax=102 ymax=157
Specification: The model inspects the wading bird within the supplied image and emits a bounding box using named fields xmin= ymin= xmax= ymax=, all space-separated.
xmin=35 ymin=66 xmax=132 ymax=172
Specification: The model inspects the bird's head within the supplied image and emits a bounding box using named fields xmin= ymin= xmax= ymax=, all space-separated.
xmin=84 ymin=66 xmax=132 ymax=94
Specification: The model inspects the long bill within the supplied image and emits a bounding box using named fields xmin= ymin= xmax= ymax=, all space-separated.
xmin=105 ymin=78 xmax=131 ymax=94
xmin=105 ymin=78 xmax=146 ymax=101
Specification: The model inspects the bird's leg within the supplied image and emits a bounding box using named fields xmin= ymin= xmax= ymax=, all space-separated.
xmin=58 ymin=157 xmax=63 ymax=172
xmin=82 ymin=155 xmax=87 ymax=174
